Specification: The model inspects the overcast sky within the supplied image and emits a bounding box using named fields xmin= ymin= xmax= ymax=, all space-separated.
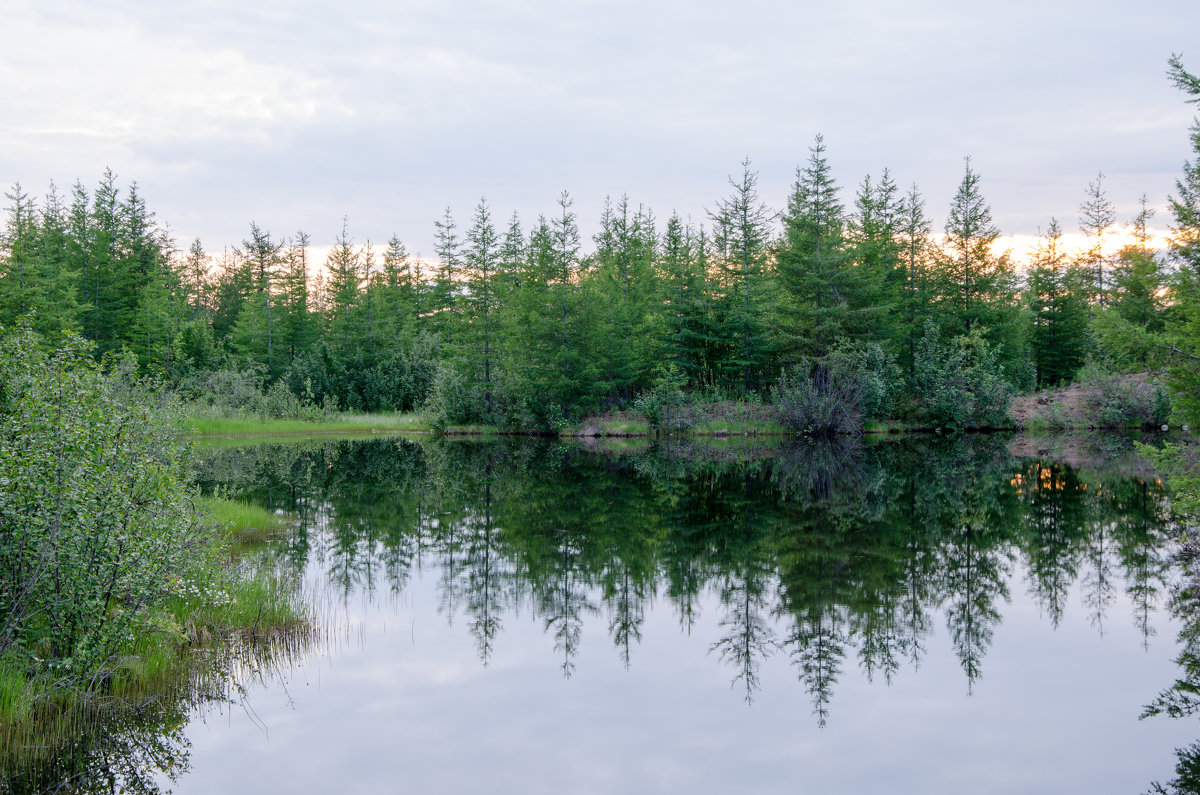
xmin=2 ymin=0 xmax=1198 ymax=260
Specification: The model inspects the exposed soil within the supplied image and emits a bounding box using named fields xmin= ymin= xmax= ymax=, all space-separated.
xmin=1007 ymin=371 xmax=1163 ymax=429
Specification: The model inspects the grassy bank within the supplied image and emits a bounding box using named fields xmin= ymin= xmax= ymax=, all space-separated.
xmin=0 ymin=496 xmax=309 ymax=742
xmin=187 ymin=411 xmax=431 ymax=436
xmin=197 ymin=495 xmax=289 ymax=541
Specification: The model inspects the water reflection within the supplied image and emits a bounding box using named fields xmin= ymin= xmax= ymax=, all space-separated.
xmin=1 ymin=628 xmax=310 ymax=793
xmin=194 ymin=435 xmax=1173 ymax=725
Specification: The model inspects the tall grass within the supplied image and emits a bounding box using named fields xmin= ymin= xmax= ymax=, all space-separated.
xmin=196 ymin=495 xmax=287 ymax=541
xmin=187 ymin=411 xmax=430 ymax=436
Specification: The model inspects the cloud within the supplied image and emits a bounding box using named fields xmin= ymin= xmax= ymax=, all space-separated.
xmin=2 ymin=0 xmax=1197 ymax=255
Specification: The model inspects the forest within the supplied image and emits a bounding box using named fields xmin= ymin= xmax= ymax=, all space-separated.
xmin=1 ymin=60 xmax=1199 ymax=434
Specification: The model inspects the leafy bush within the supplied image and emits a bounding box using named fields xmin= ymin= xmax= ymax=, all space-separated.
xmin=1077 ymin=364 xmax=1171 ymax=427
xmin=422 ymin=364 xmax=486 ymax=430
xmin=826 ymin=342 xmax=898 ymax=421
xmin=772 ymin=360 xmax=864 ymax=435
xmin=0 ymin=326 xmax=218 ymax=682
xmin=633 ymin=364 xmax=694 ymax=432
xmin=911 ymin=323 xmax=1013 ymax=432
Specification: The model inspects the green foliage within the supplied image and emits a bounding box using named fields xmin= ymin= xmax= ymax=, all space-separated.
xmin=423 ymin=363 xmax=486 ymax=431
xmin=1027 ymin=219 xmax=1090 ymax=386
xmin=826 ymin=341 xmax=897 ymax=421
xmin=632 ymin=364 xmax=693 ymax=432
xmin=1076 ymin=364 xmax=1171 ymax=428
xmin=911 ymin=323 xmax=1013 ymax=432
xmin=0 ymin=325 xmax=217 ymax=681
xmin=772 ymin=361 xmax=864 ymax=435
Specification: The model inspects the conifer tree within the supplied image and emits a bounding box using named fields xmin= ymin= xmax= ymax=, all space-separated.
xmin=325 ymin=219 xmax=362 ymax=352
xmin=34 ymin=182 xmax=81 ymax=337
xmin=1027 ymin=219 xmax=1088 ymax=386
xmin=234 ymin=222 xmax=284 ymax=375
xmin=0 ymin=184 xmax=41 ymax=327
xmin=775 ymin=136 xmax=861 ymax=362
xmin=710 ymin=158 xmax=773 ymax=391
xmin=464 ymin=199 xmax=500 ymax=410
xmin=433 ymin=207 xmax=462 ymax=344
xmin=1079 ymin=172 xmax=1116 ymax=305
xmin=180 ymin=238 xmax=210 ymax=317
xmin=1109 ymin=197 xmax=1166 ymax=334
xmin=898 ymin=183 xmax=934 ymax=377
xmin=1163 ymin=54 xmax=1200 ymax=422
xmin=934 ymin=158 xmax=1023 ymax=372
xmin=279 ymin=231 xmax=312 ymax=364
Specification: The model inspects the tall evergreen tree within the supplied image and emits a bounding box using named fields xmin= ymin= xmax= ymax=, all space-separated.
xmin=1027 ymin=219 xmax=1088 ymax=386
xmin=710 ymin=158 xmax=773 ymax=391
xmin=898 ymin=183 xmax=934 ymax=377
xmin=464 ymin=199 xmax=500 ymax=411
xmin=1163 ymin=54 xmax=1200 ymax=423
xmin=433 ymin=207 xmax=462 ymax=344
xmin=775 ymin=136 xmax=862 ymax=362
xmin=180 ymin=238 xmax=210 ymax=317
xmin=934 ymin=157 xmax=1023 ymax=371
xmin=234 ymin=222 xmax=284 ymax=375
xmin=1109 ymin=198 xmax=1166 ymax=334
xmin=0 ymin=184 xmax=41 ymax=327
xmin=1079 ymin=172 xmax=1116 ymax=305
xmin=33 ymin=181 xmax=81 ymax=337
xmin=326 ymin=219 xmax=362 ymax=352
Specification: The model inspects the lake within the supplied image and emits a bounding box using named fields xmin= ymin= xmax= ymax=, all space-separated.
xmin=5 ymin=434 xmax=1198 ymax=793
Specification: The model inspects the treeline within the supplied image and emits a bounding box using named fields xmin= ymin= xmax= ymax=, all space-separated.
xmin=2 ymin=56 xmax=1198 ymax=429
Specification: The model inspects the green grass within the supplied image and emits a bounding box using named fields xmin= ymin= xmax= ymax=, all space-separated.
xmin=0 ymin=658 xmax=35 ymax=725
xmin=186 ymin=411 xmax=431 ymax=437
xmin=0 ymin=569 xmax=310 ymax=733
xmin=197 ymin=495 xmax=288 ymax=541
xmin=441 ymin=423 xmax=504 ymax=435
xmin=688 ymin=418 xmax=790 ymax=435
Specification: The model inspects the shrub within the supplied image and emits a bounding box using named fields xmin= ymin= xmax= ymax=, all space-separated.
xmin=1078 ymin=364 xmax=1172 ymax=427
xmin=633 ymin=364 xmax=694 ymax=432
xmin=0 ymin=326 xmax=218 ymax=682
xmin=772 ymin=360 xmax=864 ymax=435
xmin=911 ymin=323 xmax=1013 ymax=432
xmin=422 ymin=364 xmax=486 ymax=430
xmin=826 ymin=342 xmax=898 ymax=421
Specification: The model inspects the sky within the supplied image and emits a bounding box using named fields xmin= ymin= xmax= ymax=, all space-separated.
xmin=2 ymin=0 xmax=1198 ymax=263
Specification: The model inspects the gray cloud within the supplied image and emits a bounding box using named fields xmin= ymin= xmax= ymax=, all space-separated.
xmin=2 ymin=0 xmax=1197 ymax=255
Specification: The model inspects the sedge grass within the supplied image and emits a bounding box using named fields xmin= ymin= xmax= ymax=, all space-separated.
xmin=186 ymin=411 xmax=431 ymax=437
xmin=197 ymin=495 xmax=288 ymax=541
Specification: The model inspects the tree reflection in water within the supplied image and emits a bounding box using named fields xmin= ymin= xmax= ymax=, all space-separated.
xmin=9 ymin=433 xmax=1183 ymax=791
xmin=191 ymin=435 xmax=1173 ymax=720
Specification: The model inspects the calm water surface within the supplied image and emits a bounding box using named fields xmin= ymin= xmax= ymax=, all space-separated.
xmin=11 ymin=435 xmax=1200 ymax=793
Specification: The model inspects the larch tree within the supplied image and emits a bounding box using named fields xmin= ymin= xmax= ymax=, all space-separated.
xmin=1026 ymin=219 xmax=1088 ymax=386
xmin=433 ymin=207 xmax=462 ymax=345
xmin=710 ymin=158 xmax=773 ymax=391
xmin=464 ymin=199 xmax=500 ymax=412
xmin=1079 ymin=172 xmax=1116 ymax=305
xmin=1164 ymin=53 xmax=1200 ymax=423
xmin=898 ymin=183 xmax=934 ymax=377
xmin=325 ymin=219 xmax=362 ymax=352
